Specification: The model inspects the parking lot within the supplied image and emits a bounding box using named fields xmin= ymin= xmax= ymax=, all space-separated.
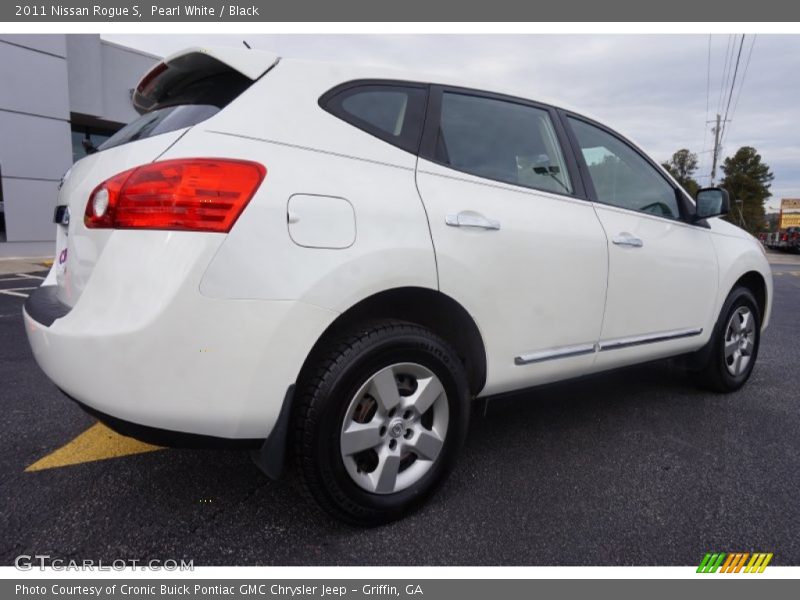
xmin=1 ymin=254 xmax=799 ymax=566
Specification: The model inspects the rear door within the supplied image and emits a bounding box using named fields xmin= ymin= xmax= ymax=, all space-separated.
xmin=415 ymin=87 xmax=609 ymax=396
xmin=562 ymin=114 xmax=718 ymax=368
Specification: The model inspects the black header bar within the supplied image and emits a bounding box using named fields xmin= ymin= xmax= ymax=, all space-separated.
xmin=2 ymin=0 xmax=799 ymax=22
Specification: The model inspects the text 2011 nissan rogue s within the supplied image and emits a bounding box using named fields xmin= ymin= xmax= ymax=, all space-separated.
xmin=24 ymin=47 xmax=773 ymax=525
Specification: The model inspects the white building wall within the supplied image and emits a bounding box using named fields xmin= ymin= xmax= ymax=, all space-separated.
xmin=66 ymin=36 xmax=156 ymax=125
xmin=0 ymin=35 xmax=72 ymax=243
xmin=0 ymin=34 xmax=158 ymax=247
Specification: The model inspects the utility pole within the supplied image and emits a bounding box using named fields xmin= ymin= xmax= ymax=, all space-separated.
xmin=708 ymin=113 xmax=731 ymax=185
xmin=710 ymin=114 xmax=721 ymax=185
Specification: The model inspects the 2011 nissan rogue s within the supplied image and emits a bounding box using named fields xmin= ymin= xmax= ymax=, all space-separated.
xmin=24 ymin=47 xmax=773 ymax=525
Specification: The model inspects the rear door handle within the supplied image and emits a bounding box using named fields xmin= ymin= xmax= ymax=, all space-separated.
xmin=445 ymin=212 xmax=501 ymax=230
xmin=612 ymin=232 xmax=644 ymax=248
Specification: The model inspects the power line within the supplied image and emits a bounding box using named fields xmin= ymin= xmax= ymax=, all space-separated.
xmin=719 ymin=34 xmax=746 ymax=149
xmin=723 ymin=34 xmax=756 ymax=146
xmin=703 ymin=34 xmax=756 ymax=184
xmin=715 ymin=35 xmax=728 ymax=115
xmin=733 ymin=35 xmax=756 ymax=117
xmin=707 ymin=34 xmax=735 ymax=181
xmin=705 ymin=35 xmax=711 ymax=120
xmin=700 ymin=34 xmax=712 ymax=176
xmin=716 ymin=34 xmax=734 ymax=116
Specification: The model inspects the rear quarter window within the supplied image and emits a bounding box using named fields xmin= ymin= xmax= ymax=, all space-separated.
xmin=320 ymin=82 xmax=428 ymax=154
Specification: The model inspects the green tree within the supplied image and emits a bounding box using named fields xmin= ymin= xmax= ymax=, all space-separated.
xmin=661 ymin=148 xmax=700 ymax=197
xmin=720 ymin=146 xmax=774 ymax=234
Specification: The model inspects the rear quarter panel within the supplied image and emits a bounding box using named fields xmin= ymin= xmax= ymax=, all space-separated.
xmin=163 ymin=59 xmax=438 ymax=311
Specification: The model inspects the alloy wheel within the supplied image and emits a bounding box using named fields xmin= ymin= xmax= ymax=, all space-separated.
xmin=340 ymin=363 xmax=449 ymax=494
xmin=724 ymin=306 xmax=756 ymax=376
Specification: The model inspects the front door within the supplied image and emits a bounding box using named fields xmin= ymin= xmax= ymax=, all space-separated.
xmin=564 ymin=115 xmax=718 ymax=369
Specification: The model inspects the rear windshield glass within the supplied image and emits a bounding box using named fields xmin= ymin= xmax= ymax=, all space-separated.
xmin=99 ymin=71 xmax=251 ymax=153
xmin=99 ymin=105 xmax=218 ymax=151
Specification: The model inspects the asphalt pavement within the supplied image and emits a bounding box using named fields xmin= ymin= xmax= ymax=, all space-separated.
xmin=1 ymin=258 xmax=799 ymax=566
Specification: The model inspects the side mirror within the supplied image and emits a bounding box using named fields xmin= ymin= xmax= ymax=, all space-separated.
xmin=694 ymin=187 xmax=730 ymax=221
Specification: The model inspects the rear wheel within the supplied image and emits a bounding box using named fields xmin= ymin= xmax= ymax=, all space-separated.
xmin=694 ymin=286 xmax=761 ymax=392
xmin=293 ymin=320 xmax=470 ymax=525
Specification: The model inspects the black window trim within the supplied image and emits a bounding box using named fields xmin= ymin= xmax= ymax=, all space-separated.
xmin=418 ymin=84 xmax=588 ymax=201
xmin=319 ymin=79 xmax=430 ymax=156
xmin=558 ymin=110 xmax=696 ymax=224
xmin=320 ymin=79 xmax=699 ymax=223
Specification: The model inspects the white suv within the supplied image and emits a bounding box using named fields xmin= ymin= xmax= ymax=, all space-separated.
xmin=24 ymin=47 xmax=773 ymax=525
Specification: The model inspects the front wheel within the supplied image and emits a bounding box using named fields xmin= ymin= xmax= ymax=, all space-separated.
xmin=293 ymin=321 xmax=470 ymax=525
xmin=694 ymin=286 xmax=761 ymax=393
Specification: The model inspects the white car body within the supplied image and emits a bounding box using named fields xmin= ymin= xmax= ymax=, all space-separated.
xmin=25 ymin=47 xmax=773 ymax=449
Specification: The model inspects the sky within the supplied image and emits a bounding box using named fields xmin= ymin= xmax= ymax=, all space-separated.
xmin=105 ymin=34 xmax=800 ymax=212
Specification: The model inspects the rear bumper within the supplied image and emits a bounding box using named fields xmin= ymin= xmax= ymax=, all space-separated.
xmin=24 ymin=283 xmax=335 ymax=440
xmin=62 ymin=388 xmax=262 ymax=449
xmin=22 ymin=232 xmax=337 ymax=440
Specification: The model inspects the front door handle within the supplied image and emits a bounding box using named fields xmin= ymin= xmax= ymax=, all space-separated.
xmin=445 ymin=212 xmax=501 ymax=230
xmin=612 ymin=232 xmax=644 ymax=248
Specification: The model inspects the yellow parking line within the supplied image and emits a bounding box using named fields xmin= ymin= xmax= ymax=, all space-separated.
xmin=25 ymin=422 xmax=163 ymax=472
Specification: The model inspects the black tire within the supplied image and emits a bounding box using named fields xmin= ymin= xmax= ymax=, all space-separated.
xmin=293 ymin=320 xmax=470 ymax=526
xmin=694 ymin=286 xmax=761 ymax=393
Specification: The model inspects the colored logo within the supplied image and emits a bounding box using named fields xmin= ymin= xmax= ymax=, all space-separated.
xmin=697 ymin=552 xmax=773 ymax=573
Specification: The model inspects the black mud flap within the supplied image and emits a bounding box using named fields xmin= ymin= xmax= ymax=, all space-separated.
xmin=250 ymin=385 xmax=295 ymax=480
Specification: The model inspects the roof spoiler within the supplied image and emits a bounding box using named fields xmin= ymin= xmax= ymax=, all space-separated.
xmin=133 ymin=46 xmax=280 ymax=114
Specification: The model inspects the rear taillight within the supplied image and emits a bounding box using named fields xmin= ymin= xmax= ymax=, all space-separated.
xmin=84 ymin=158 xmax=266 ymax=232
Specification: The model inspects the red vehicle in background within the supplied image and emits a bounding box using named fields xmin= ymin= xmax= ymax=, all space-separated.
xmin=765 ymin=199 xmax=800 ymax=253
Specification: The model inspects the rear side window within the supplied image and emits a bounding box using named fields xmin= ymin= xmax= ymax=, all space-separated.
xmin=434 ymin=92 xmax=573 ymax=195
xmin=100 ymin=71 xmax=251 ymax=153
xmin=321 ymin=83 xmax=427 ymax=154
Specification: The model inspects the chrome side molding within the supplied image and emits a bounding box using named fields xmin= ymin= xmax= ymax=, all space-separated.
xmin=514 ymin=328 xmax=703 ymax=365
xmin=514 ymin=343 xmax=597 ymax=365
xmin=598 ymin=328 xmax=703 ymax=351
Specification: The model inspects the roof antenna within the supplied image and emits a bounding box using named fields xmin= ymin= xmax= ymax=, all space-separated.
xmin=243 ymin=40 xmax=251 ymax=49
